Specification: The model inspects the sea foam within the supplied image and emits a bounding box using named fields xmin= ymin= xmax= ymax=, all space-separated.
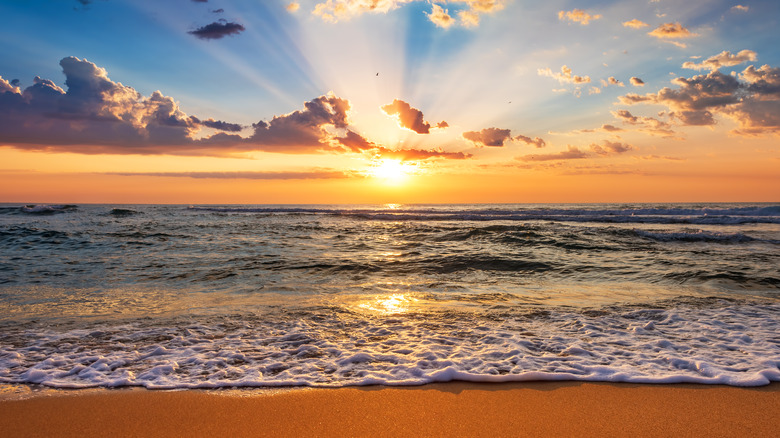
xmin=1 ymin=299 xmax=778 ymax=389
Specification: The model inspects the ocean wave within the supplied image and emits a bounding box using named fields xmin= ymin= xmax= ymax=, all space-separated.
xmin=1 ymin=299 xmax=777 ymax=388
xmin=0 ymin=226 xmax=79 ymax=245
xmin=187 ymin=205 xmax=780 ymax=225
xmin=19 ymin=205 xmax=78 ymax=215
xmin=634 ymin=229 xmax=766 ymax=244
xmin=108 ymin=208 xmax=141 ymax=217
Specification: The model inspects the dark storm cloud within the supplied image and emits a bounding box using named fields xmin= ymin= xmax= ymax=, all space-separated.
xmin=193 ymin=117 xmax=244 ymax=132
xmin=188 ymin=21 xmax=245 ymax=40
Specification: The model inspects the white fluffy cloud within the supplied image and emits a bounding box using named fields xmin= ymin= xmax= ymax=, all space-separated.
xmin=682 ymin=50 xmax=757 ymax=71
xmin=538 ymin=65 xmax=591 ymax=84
xmin=311 ymin=0 xmax=504 ymax=28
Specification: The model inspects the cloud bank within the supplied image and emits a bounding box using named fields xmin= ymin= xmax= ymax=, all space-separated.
xmin=617 ymin=59 xmax=780 ymax=135
xmin=0 ymin=57 xmax=469 ymax=159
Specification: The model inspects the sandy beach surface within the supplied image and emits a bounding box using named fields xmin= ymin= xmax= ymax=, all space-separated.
xmin=1 ymin=382 xmax=778 ymax=437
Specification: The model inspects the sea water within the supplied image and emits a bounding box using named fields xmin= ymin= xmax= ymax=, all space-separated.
xmin=0 ymin=203 xmax=778 ymax=388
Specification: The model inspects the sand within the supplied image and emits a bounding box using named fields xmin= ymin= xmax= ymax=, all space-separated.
xmin=1 ymin=382 xmax=778 ymax=437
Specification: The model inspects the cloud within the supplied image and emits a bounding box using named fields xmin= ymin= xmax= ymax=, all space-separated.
xmin=193 ymin=118 xmax=244 ymax=132
xmin=0 ymin=57 xmax=199 ymax=153
xmin=514 ymin=134 xmax=546 ymax=148
xmin=538 ymin=65 xmax=591 ymax=84
xmin=458 ymin=9 xmax=479 ymax=27
xmin=620 ymin=72 xmax=741 ymax=113
xmin=740 ymin=64 xmax=780 ymax=97
xmin=0 ymin=76 xmax=21 ymax=94
xmin=245 ymin=94 xmax=354 ymax=152
xmin=427 ymin=4 xmax=455 ymax=28
xmin=601 ymin=77 xmax=624 ymax=87
xmin=548 ymin=124 xmax=626 ymax=135
xmin=682 ymin=50 xmax=757 ymax=71
xmin=332 ymin=129 xmax=469 ymax=160
xmin=623 ymin=19 xmax=648 ymax=29
xmin=517 ymin=145 xmax=589 ymax=161
xmin=638 ymin=155 xmax=685 ymax=161
xmin=611 ymin=109 xmax=676 ymax=136
xmin=466 ymin=0 xmax=504 ymax=13
xmin=0 ymin=57 xmax=334 ymax=155
xmin=517 ymin=140 xmax=633 ymax=162
xmin=617 ymin=66 xmax=780 ymax=134
xmin=309 ymin=1 xmax=503 ymax=27
xmin=558 ymin=9 xmax=601 ymax=25
xmin=0 ymin=57 xmax=478 ymax=159
xmin=630 ymin=77 xmax=645 ymax=86
xmin=287 ymin=2 xmax=300 ymax=12
xmin=109 ymin=170 xmax=354 ymax=179
xmin=648 ymin=22 xmax=697 ymax=40
xmin=313 ymin=0 xmax=412 ymax=22
xmin=463 ymin=127 xmax=512 ymax=147
xmin=377 ymin=148 xmax=471 ymax=160
xmin=731 ymin=5 xmax=749 ymax=12
xmin=721 ymin=99 xmax=780 ymax=135
xmin=188 ymin=21 xmax=245 ymax=40
xmin=436 ymin=121 xmax=449 ymax=129
xmin=334 ymin=129 xmax=376 ymax=152
xmin=601 ymin=124 xmax=624 ymax=132
xmin=589 ymin=140 xmax=634 ymax=155
xmin=381 ymin=99 xmax=438 ymax=134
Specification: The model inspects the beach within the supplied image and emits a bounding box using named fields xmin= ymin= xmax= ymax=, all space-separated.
xmin=2 ymin=382 xmax=779 ymax=437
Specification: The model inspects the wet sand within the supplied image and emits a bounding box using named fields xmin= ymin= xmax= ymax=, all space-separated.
xmin=1 ymin=382 xmax=778 ymax=437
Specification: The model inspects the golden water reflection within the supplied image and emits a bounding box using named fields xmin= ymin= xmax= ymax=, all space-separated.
xmin=356 ymin=293 xmax=419 ymax=315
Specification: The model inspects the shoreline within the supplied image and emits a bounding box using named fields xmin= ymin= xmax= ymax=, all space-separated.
xmin=2 ymin=382 xmax=778 ymax=437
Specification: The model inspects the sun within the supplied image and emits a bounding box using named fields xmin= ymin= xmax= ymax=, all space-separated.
xmin=369 ymin=159 xmax=415 ymax=184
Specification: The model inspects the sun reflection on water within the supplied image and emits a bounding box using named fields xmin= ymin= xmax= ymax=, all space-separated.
xmin=357 ymin=293 xmax=419 ymax=315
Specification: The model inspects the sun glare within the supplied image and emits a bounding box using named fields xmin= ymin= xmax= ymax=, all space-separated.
xmin=369 ymin=159 xmax=414 ymax=184
xmin=357 ymin=293 xmax=419 ymax=315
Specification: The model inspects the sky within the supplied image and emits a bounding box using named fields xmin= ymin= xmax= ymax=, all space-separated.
xmin=0 ymin=0 xmax=778 ymax=204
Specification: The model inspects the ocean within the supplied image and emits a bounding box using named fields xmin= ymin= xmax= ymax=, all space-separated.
xmin=0 ymin=203 xmax=778 ymax=389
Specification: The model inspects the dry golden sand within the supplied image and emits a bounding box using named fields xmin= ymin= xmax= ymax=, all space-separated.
xmin=1 ymin=382 xmax=778 ymax=437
